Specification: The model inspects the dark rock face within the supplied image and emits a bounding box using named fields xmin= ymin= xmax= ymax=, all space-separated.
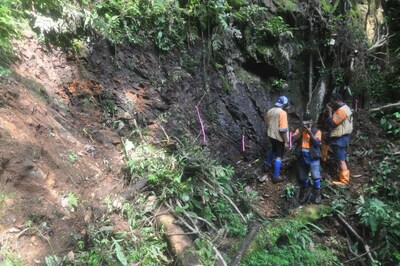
xmin=85 ymin=41 xmax=297 ymax=165
xmin=205 ymin=80 xmax=271 ymax=162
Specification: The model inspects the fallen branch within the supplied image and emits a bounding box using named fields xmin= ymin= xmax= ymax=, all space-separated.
xmin=16 ymin=227 xmax=53 ymax=252
xmin=165 ymin=232 xmax=198 ymax=236
xmin=336 ymin=214 xmax=375 ymax=264
xmin=201 ymin=179 xmax=247 ymax=224
xmin=68 ymin=175 xmax=79 ymax=188
xmin=213 ymin=246 xmax=228 ymax=266
xmin=344 ymin=228 xmax=359 ymax=257
xmin=229 ymin=221 xmax=261 ymax=266
xmin=369 ymin=102 xmax=400 ymax=113
xmin=175 ymin=199 xmax=201 ymax=234
xmin=343 ymin=244 xmax=382 ymax=264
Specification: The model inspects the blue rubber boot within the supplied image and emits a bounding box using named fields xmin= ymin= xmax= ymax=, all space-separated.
xmin=272 ymin=159 xmax=286 ymax=183
xmin=273 ymin=158 xmax=282 ymax=178
xmin=314 ymin=178 xmax=321 ymax=189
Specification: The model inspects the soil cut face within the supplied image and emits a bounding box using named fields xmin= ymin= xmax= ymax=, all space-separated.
xmin=0 ymin=35 xmax=127 ymax=265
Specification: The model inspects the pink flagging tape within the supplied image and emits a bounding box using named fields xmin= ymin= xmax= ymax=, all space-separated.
xmin=242 ymin=133 xmax=245 ymax=152
xmin=196 ymin=105 xmax=206 ymax=143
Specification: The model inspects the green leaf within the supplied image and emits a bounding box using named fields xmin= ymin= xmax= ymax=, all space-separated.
xmin=148 ymin=174 xmax=158 ymax=182
xmin=114 ymin=241 xmax=128 ymax=266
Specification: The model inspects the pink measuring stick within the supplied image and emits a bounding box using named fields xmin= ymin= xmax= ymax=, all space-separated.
xmin=289 ymin=132 xmax=292 ymax=149
xmin=195 ymin=105 xmax=206 ymax=143
xmin=242 ymin=133 xmax=245 ymax=152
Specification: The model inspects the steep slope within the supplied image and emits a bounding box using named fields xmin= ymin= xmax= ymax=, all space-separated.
xmin=0 ymin=29 xmax=296 ymax=264
xmin=0 ymin=33 xmax=125 ymax=264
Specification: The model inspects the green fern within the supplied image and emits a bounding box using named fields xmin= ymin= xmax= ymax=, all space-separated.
xmin=356 ymin=196 xmax=389 ymax=235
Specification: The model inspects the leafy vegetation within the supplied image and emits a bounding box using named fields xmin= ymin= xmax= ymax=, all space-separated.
xmin=351 ymin=140 xmax=400 ymax=264
xmin=48 ymin=194 xmax=172 ymax=266
xmin=124 ymin=137 xmax=250 ymax=239
xmin=0 ymin=248 xmax=24 ymax=266
xmin=49 ymin=136 xmax=254 ymax=265
xmin=0 ymin=0 xmax=24 ymax=65
xmin=241 ymin=206 xmax=341 ymax=265
xmin=380 ymin=111 xmax=400 ymax=137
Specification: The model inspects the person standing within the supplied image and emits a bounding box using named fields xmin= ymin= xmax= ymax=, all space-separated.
xmin=259 ymin=96 xmax=289 ymax=184
xmin=325 ymin=93 xmax=353 ymax=185
xmin=292 ymin=114 xmax=322 ymax=204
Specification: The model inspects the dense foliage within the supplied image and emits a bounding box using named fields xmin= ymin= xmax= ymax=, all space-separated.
xmin=2 ymin=0 xmax=398 ymax=101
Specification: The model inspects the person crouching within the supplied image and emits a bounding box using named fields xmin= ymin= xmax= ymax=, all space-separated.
xmin=292 ymin=114 xmax=322 ymax=204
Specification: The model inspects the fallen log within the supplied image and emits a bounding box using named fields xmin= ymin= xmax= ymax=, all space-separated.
xmin=155 ymin=206 xmax=202 ymax=266
xmin=229 ymin=221 xmax=261 ymax=266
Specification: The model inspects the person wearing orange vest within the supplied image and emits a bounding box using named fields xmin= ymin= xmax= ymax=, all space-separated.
xmin=325 ymin=93 xmax=353 ymax=185
xmin=259 ymin=96 xmax=289 ymax=184
xmin=292 ymin=114 xmax=322 ymax=204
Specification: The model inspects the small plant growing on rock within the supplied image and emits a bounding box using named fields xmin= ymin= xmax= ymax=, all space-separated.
xmin=67 ymin=151 xmax=79 ymax=163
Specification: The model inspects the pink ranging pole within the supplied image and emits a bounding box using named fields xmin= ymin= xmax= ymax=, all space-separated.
xmin=242 ymin=133 xmax=245 ymax=152
xmin=195 ymin=105 xmax=206 ymax=143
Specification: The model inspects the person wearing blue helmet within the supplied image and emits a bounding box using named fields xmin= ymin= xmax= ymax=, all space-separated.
xmin=259 ymin=96 xmax=289 ymax=184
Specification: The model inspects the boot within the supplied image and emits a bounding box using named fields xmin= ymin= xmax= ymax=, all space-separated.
xmin=271 ymin=159 xmax=285 ymax=184
xmin=321 ymin=144 xmax=329 ymax=162
xmin=298 ymin=187 xmax=310 ymax=204
xmin=271 ymin=175 xmax=287 ymax=184
xmin=273 ymin=159 xmax=282 ymax=178
xmin=332 ymin=170 xmax=350 ymax=185
xmin=312 ymin=188 xmax=321 ymax=204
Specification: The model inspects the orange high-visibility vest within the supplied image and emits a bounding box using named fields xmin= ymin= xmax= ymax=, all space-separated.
xmin=293 ymin=128 xmax=322 ymax=149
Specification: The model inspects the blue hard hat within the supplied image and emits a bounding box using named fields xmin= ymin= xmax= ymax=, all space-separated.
xmin=275 ymin=96 xmax=288 ymax=107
